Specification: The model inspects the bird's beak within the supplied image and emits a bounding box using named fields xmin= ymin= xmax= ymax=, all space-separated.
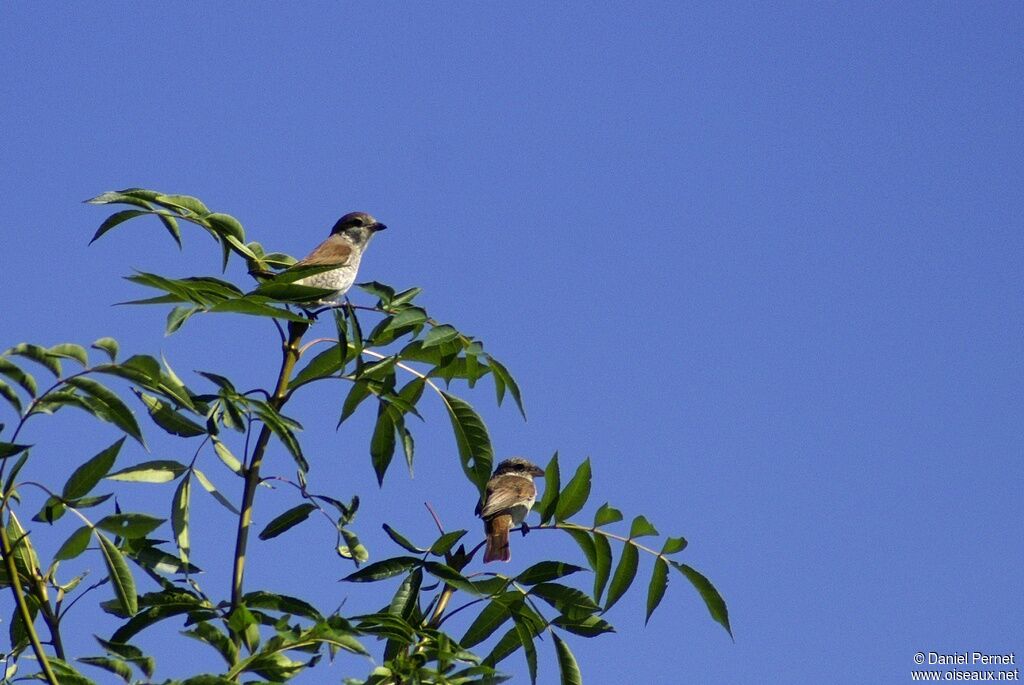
xmin=530 ymin=465 xmax=546 ymax=477
xmin=370 ymin=222 xmax=387 ymax=232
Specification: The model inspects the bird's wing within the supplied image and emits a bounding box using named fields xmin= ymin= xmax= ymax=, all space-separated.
xmin=295 ymin=235 xmax=354 ymax=267
xmin=479 ymin=475 xmax=535 ymax=519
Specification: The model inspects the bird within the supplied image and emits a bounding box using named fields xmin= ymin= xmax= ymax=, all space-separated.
xmin=293 ymin=212 xmax=387 ymax=303
xmin=477 ymin=457 xmax=546 ymax=563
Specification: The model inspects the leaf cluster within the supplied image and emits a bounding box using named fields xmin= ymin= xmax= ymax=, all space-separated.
xmin=0 ymin=189 xmax=729 ymax=685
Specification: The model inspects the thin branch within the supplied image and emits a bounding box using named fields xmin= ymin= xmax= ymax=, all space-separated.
xmin=0 ymin=368 xmax=94 ymax=484
xmin=424 ymin=502 xmax=446 ymax=536
xmin=57 ymin=578 xmax=107 ymax=621
xmin=0 ymin=516 xmax=59 ymax=685
xmin=433 ymin=595 xmax=491 ymax=628
xmin=229 ymin=320 xmax=307 ymax=645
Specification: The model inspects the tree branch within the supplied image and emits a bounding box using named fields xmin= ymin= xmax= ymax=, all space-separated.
xmin=0 ymin=514 xmax=59 ymax=685
xmin=229 ymin=320 xmax=308 ymax=634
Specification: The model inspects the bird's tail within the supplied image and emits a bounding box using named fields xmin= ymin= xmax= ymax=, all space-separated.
xmin=483 ymin=514 xmax=512 ymax=563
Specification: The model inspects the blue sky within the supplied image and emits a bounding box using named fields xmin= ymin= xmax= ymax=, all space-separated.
xmin=2 ymin=3 xmax=1022 ymax=683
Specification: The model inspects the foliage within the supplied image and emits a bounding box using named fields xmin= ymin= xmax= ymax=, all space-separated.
xmin=0 ymin=190 xmax=729 ymax=684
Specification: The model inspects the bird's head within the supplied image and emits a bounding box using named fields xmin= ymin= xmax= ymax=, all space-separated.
xmin=493 ymin=457 xmax=545 ymax=478
xmin=330 ymin=212 xmax=387 ymax=245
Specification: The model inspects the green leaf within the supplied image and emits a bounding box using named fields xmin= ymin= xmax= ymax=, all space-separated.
xmin=592 ymin=533 xmax=612 ymax=603
xmin=672 ymin=562 xmax=732 ymax=637
xmin=7 ymin=512 xmax=40 ymax=580
xmin=553 ymin=633 xmax=583 ymax=685
xmin=211 ymin=437 xmax=242 ymax=475
xmin=95 ymin=354 xmax=161 ymax=387
xmin=96 ymin=532 xmax=138 ymax=615
xmin=5 ymin=343 xmax=61 ymax=377
xmin=46 ymin=658 xmax=98 ymax=685
xmin=534 ymin=452 xmax=560 ymax=524
xmin=93 ymin=636 xmax=156 ymax=678
xmin=226 ymin=604 xmax=260 ymax=653
xmin=108 ymin=588 xmax=212 ymax=642
xmin=554 ymin=458 xmax=591 ymax=522
xmin=645 ymin=557 xmax=669 ymax=625
xmin=381 ymin=524 xmax=427 ymax=554
xmin=0 ymin=357 xmax=38 ymax=395
xmin=0 ymin=379 xmax=23 ymax=413
xmin=662 ymin=536 xmax=688 ymax=554
xmin=251 ymin=282 xmax=338 ymax=302
xmin=254 ymin=403 xmax=307 ymax=472
xmin=77 ymin=656 xmax=132 ymax=683
xmin=48 ymin=343 xmax=88 ymax=366
xmin=387 ymin=567 xmax=422 ymax=619
xmin=54 ymin=525 xmax=93 ymax=561
xmin=603 ymin=541 xmax=638 ymax=613
xmin=134 ymin=390 xmax=205 ymax=437
xmin=338 ymin=527 xmax=369 ymax=564
xmin=166 ymin=305 xmax=200 ymax=334
xmin=629 ymin=515 xmax=658 ymax=538
xmin=87 ymin=189 xmax=155 ymax=205
xmin=485 ymin=627 xmax=525 ymax=667
xmin=66 ymin=377 xmax=144 ymax=445
xmin=487 ymin=355 xmax=526 ymax=420
xmin=461 ymin=594 xmax=519 ymax=648
xmin=91 ymin=337 xmax=119 ymax=362
xmin=341 ymin=556 xmax=420 ymax=582
xmin=370 ymin=403 xmax=396 ymax=486
xmin=390 ymin=287 xmax=422 ymax=307
xmin=96 ymin=513 xmax=165 ymax=539
xmin=382 ymin=306 xmax=428 ymax=334
xmin=290 ymin=344 xmax=346 ymax=389
xmin=428 ymin=529 xmax=467 ymax=556
xmin=181 ymin=622 xmax=238 ymax=667
xmin=593 ymin=503 xmax=623 ymax=527
xmin=566 ymin=528 xmax=597 ymax=571
xmin=107 ymin=460 xmax=187 ymax=483
xmin=0 ymin=441 xmax=31 ymax=459
xmin=157 ymin=212 xmax=183 ymax=247
xmin=258 ymin=503 xmax=317 ymax=540
xmin=193 ymin=468 xmax=239 ymax=513
xmin=125 ymin=540 xmax=201 ymax=576
xmin=530 ymin=583 xmax=601 ymax=619
xmin=89 ymin=208 xmax=152 ymax=244
xmin=123 ymin=272 xmax=197 ymax=303
xmin=338 ymin=380 xmax=372 ymax=425
xmin=70 ymin=494 xmax=113 ymax=509
xmin=242 ymin=590 xmax=324 ymax=621
xmin=422 ymin=562 xmax=480 ymax=595
xmin=208 ymin=298 xmax=310 ymax=323
xmin=357 ymin=281 xmax=395 ymax=305
xmin=172 ymin=475 xmax=191 ymax=561
xmin=440 ymin=391 xmax=494 ymax=493
xmin=3 ymin=451 xmax=29 ymax=495
xmin=552 ymin=614 xmax=615 ymax=637
xmin=33 ymin=495 xmax=66 ymax=523
xmin=63 ymin=437 xmax=125 ymax=499
xmin=206 ymin=212 xmax=245 ymax=240
xmin=422 ymin=324 xmax=460 ymax=349
xmin=515 ymin=561 xmax=587 ymax=585
xmin=155 ymin=193 xmax=210 ymax=215
xmin=512 ymin=613 xmax=538 ymax=685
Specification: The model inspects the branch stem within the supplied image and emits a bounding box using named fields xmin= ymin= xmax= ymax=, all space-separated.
xmin=0 ymin=514 xmax=59 ymax=685
xmin=229 ymin=321 xmax=307 ymax=618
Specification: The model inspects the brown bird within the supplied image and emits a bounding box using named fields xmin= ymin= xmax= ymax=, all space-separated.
xmin=294 ymin=212 xmax=386 ymax=303
xmin=477 ymin=457 xmax=546 ymax=563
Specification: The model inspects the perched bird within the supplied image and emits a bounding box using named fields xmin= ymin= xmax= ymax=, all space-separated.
xmin=294 ymin=212 xmax=387 ymax=303
xmin=477 ymin=457 xmax=546 ymax=563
